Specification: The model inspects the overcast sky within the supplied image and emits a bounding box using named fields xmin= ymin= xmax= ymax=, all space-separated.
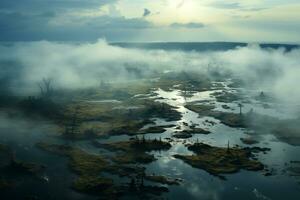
xmin=0 ymin=0 xmax=299 ymax=43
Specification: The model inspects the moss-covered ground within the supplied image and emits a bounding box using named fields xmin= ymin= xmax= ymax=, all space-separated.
xmin=174 ymin=142 xmax=265 ymax=178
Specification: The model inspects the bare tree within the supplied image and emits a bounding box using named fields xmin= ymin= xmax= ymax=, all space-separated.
xmin=38 ymin=78 xmax=54 ymax=98
xmin=65 ymin=106 xmax=80 ymax=137
xmin=227 ymin=140 xmax=230 ymax=153
xmin=181 ymin=83 xmax=189 ymax=102
xmin=238 ymin=103 xmax=243 ymax=115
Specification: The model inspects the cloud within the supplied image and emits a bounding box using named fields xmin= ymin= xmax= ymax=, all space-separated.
xmin=143 ymin=8 xmax=151 ymax=17
xmin=1 ymin=40 xmax=300 ymax=106
xmin=0 ymin=0 xmax=157 ymax=41
xmin=0 ymin=10 xmax=57 ymax=41
xmin=170 ymin=22 xmax=205 ymax=29
xmin=0 ymin=0 xmax=298 ymax=42
xmin=208 ymin=1 xmax=267 ymax=11
xmin=0 ymin=40 xmax=182 ymax=93
xmin=209 ymin=2 xmax=241 ymax=9
xmin=177 ymin=0 xmax=186 ymax=8
xmin=240 ymin=7 xmax=267 ymax=12
xmin=0 ymin=9 xmax=154 ymax=41
xmin=90 ymin=16 xmax=153 ymax=29
xmin=231 ymin=14 xmax=251 ymax=19
xmin=0 ymin=0 xmax=117 ymax=11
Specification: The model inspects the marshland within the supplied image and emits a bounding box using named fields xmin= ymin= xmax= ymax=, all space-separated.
xmin=1 ymin=41 xmax=300 ymax=199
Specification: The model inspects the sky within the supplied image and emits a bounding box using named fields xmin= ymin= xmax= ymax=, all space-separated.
xmin=0 ymin=0 xmax=299 ymax=43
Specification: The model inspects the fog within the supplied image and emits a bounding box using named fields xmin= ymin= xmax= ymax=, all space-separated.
xmin=0 ymin=40 xmax=300 ymax=200
xmin=0 ymin=39 xmax=300 ymax=103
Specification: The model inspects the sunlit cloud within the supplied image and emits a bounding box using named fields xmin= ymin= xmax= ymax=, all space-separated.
xmin=0 ymin=0 xmax=299 ymax=42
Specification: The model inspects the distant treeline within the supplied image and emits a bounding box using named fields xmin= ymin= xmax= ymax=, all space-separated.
xmin=111 ymin=42 xmax=299 ymax=52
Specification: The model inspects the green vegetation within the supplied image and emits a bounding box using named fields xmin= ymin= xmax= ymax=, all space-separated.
xmin=92 ymin=138 xmax=171 ymax=164
xmin=212 ymin=91 xmax=241 ymax=103
xmin=211 ymin=112 xmax=247 ymax=128
xmin=139 ymin=100 xmax=181 ymax=122
xmin=10 ymin=159 xmax=45 ymax=175
xmin=18 ymin=97 xmax=64 ymax=119
xmin=3 ymin=71 xmax=294 ymax=198
xmin=185 ymin=103 xmax=215 ymax=115
xmin=36 ymin=142 xmax=108 ymax=175
xmin=60 ymin=98 xmax=181 ymax=139
xmin=138 ymin=125 xmax=174 ymax=134
xmin=93 ymin=138 xmax=171 ymax=152
xmin=188 ymin=108 xmax=300 ymax=146
xmin=37 ymin=142 xmax=173 ymax=198
xmin=174 ymin=128 xmax=211 ymax=139
xmin=185 ymin=102 xmax=248 ymax=128
xmin=58 ymin=72 xmax=210 ymax=139
xmin=1 ymin=77 xmax=183 ymax=141
xmin=174 ymin=142 xmax=264 ymax=177
xmin=36 ymin=142 xmax=118 ymax=197
xmin=154 ymin=71 xmax=212 ymax=92
xmin=107 ymin=165 xmax=146 ymax=177
xmin=113 ymin=153 xmax=156 ymax=164
xmin=72 ymin=176 xmax=116 ymax=196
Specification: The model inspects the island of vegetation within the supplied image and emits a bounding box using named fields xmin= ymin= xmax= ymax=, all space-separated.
xmin=37 ymin=141 xmax=175 ymax=199
xmin=174 ymin=142 xmax=265 ymax=178
xmin=92 ymin=136 xmax=171 ymax=164
xmin=173 ymin=127 xmax=211 ymax=139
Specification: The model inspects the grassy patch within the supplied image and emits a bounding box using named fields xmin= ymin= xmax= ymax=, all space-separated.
xmin=174 ymin=142 xmax=265 ymax=178
xmin=92 ymin=138 xmax=171 ymax=164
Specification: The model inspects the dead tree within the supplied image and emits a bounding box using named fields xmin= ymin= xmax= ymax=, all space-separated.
xmin=227 ymin=140 xmax=230 ymax=153
xmin=238 ymin=103 xmax=243 ymax=115
xmin=182 ymin=83 xmax=188 ymax=102
xmin=142 ymin=135 xmax=146 ymax=144
xmin=38 ymin=78 xmax=54 ymax=98
xmin=65 ymin=106 xmax=80 ymax=137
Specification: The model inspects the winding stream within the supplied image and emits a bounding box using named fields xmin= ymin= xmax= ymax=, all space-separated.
xmin=1 ymin=81 xmax=300 ymax=200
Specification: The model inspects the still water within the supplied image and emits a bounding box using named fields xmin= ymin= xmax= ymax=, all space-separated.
xmin=0 ymin=82 xmax=299 ymax=200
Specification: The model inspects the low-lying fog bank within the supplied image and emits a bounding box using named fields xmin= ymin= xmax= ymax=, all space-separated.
xmin=1 ymin=40 xmax=300 ymax=105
